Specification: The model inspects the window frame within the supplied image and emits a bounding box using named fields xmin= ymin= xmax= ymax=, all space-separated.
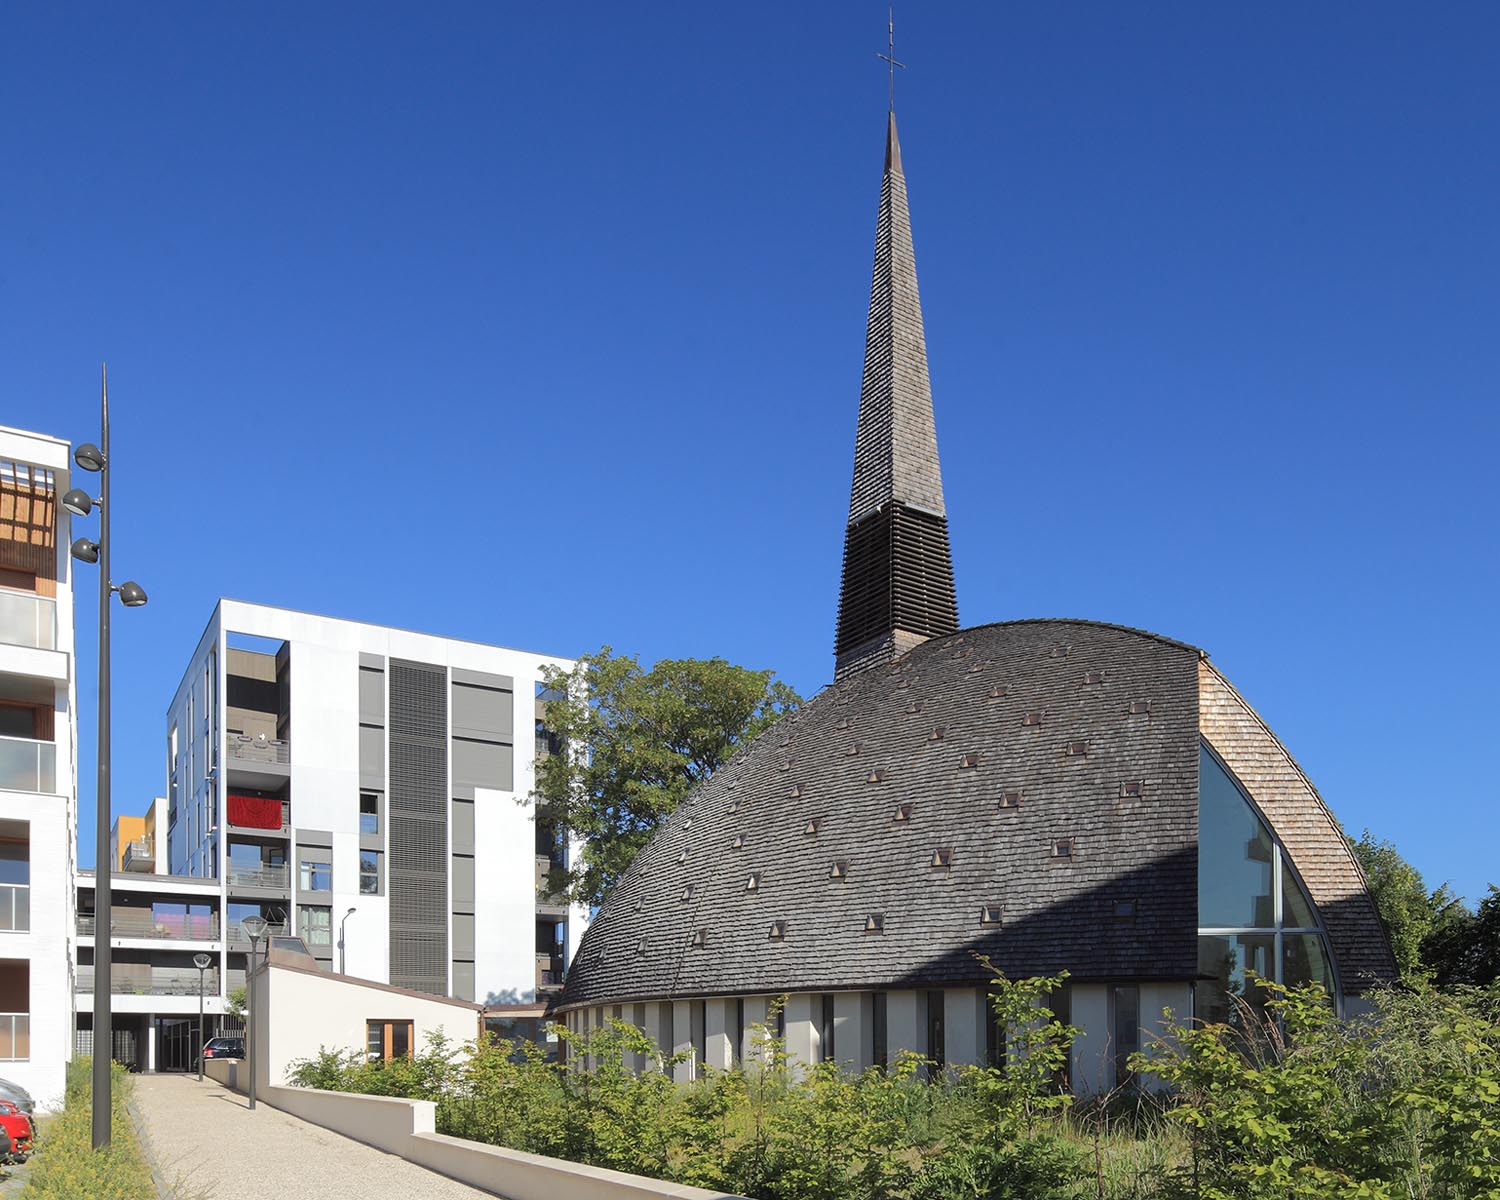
xmin=366 ymin=1018 xmax=414 ymax=1062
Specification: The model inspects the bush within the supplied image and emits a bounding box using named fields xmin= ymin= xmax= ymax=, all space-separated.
xmin=20 ymin=1058 xmax=156 ymax=1199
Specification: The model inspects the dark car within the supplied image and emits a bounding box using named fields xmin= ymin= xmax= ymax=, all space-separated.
xmin=0 ymin=1078 xmax=34 ymax=1116
xmin=202 ymin=1036 xmax=245 ymax=1061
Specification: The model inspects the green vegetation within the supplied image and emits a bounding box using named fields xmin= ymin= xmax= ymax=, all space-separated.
xmin=20 ymin=1058 xmax=156 ymax=1199
xmin=288 ymin=972 xmax=1500 ymax=1200
xmin=532 ymin=646 xmax=802 ymax=908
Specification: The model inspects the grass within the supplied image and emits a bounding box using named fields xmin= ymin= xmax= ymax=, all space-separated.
xmin=20 ymin=1058 xmax=157 ymax=1200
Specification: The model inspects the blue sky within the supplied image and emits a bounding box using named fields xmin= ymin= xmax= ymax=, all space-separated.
xmin=2 ymin=4 xmax=1495 ymax=903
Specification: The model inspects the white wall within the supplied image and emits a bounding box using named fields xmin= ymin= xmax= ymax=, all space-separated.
xmin=256 ymin=962 xmax=480 ymax=1087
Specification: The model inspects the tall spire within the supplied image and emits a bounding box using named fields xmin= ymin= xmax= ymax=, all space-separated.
xmin=834 ymin=111 xmax=959 ymax=679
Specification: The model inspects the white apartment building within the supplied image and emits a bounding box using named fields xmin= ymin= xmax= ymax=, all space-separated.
xmin=90 ymin=601 xmax=587 ymax=1039
xmin=0 ymin=426 xmax=78 ymax=1107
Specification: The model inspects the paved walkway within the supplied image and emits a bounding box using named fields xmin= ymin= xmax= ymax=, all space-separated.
xmin=132 ymin=1075 xmax=503 ymax=1199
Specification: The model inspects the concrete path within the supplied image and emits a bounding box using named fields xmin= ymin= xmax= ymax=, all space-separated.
xmin=132 ymin=1074 xmax=504 ymax=1199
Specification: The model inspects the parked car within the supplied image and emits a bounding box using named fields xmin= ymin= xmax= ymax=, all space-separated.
xmin=0 ymin=1099 xmax=34 ymax=1163
xmin=202 ymin=1036 xmax=245 ymax=1061
xmin=0 ymin=1078 xmax=34 ymax=1116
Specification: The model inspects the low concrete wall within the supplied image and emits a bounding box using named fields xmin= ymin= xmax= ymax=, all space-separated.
xmin=204 ymin=1060 xmax=744 ymax=1199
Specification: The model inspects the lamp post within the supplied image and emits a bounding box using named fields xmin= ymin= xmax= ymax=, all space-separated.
xmin=241 ymin=915 xmax=267 ymax=1111
xmin=67 ymin=365 xmax=150 ymax=1150
xmin=193 ymin=953 xmax=212 ymax=1081
xmin=338 ymin=907 xmax=356 ymax=975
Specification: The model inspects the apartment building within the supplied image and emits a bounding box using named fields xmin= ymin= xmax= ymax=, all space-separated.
xmin=0 ymin=426 xmax=78 ymax=1106
xmin=155 ymin=601 xmax=584 ymax=1007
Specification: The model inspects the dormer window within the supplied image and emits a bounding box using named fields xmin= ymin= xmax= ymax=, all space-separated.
xmin=1084 ymin=671 xmax=1104 ymax=685
xmin=893 ymin=802 xmax=913 ymax=823
xmin=931 ymin=848 xmax=953 ymax=870
xmin=929 ymin=727 xmax=945 ymax=742
xmin=998 ymin=791 xmax=1024 ymax=810
xmin=1051 ymin=839 xmax=1075 ymax=860
xmin=867 ymin=769 xmax=886 ymax=784
xmin=732 ymin=833 xmax=745 ymax=850
xmin=864 ymin=913 xmax=885 ymax=934
xmin=1121 ymin=780 xmax=1144 ymax=799
xmin=680 ymin=884 xmax=695 ymax=902
xmin=960 ymin=752 xmax=980 ymax=769
xmin=745 ymin=871 xmax=761 ymax=893
xmin=980 ymin=904 xmax=1003 ymax=927
xmin=830 ymin=860 xmax=849 ymax=880
xmin=805 ymin=818 xmax=821 ymax=836
xmin=1128 ymin=699 xmax=1152 ymax=716
xmin=1066 ymin=741 xmax=1088 ymax=758
xmin=690 ymin=929 xmax=707 ymax=949
xmin=768 ymin=920 xmax=787 ymax=941
xmin=1023 ymin=712 xmax=1043 ymax=727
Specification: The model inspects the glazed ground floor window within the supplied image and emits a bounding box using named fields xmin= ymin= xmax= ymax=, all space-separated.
xmin=367 ymin=1019 xmax=413 ymax=1062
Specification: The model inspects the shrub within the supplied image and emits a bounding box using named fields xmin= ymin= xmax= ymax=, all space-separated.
xmin=21 ymin=1058 xmax=156 ymax=1200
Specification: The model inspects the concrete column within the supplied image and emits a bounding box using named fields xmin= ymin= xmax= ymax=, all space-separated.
xmin=146 ymin=1017 xmax=157 ymax=1072
xmin=784 ymin=993 xmax=818 ymax=1073
xmin=1138 ymin=982 xmax=1190 ymax=1089
xmin=704 ymin=998 xmax=734 ymax=1071
xmin=641 ymin=1001 xmax=671 ymax=1072
xmin=671 ymin=999 xmax=694 ymax=1083
xmin=1070 ymin=984 xmax=1109 ymax=1095
xmin=741 ymin=995 xmax=770 ymax=1065
xmin=944 ymin=988 xmax=984 ymax=1069
xmin=832 ymin=992 xmax=872 ymax=1072
xmin=886 ymin=990 xmax=924 ymax=1065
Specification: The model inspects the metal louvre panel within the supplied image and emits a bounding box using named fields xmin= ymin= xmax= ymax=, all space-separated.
xmin=388 ymin=659 xmax=449 ymax=995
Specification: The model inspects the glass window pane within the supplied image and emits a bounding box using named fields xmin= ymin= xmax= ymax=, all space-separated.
xmin=14 ymin=886 xmax=27 ymax=933
xmin=1198 ymin=746 xmax=1275 ymax=928
xmin=1112 ymin=985 xmax=1140 ymax=1086
xmin=392 ymin=1022 xmax=410 ymax=1058
xmin=367 ymin=1021 xmax=383 ymax=1061
xmin=0 ymin=1018 xmax=12 ymax=1059
xmin=1197 ymin=933 xmax=1274 ymax=1028
xmin=13 ymin=1016 xmax=26 ymax=1060
xmin=1281 ymin=864 xmax=1319 ymax=929
xmin=1283 ymin=933 xmax=1335 ymax=996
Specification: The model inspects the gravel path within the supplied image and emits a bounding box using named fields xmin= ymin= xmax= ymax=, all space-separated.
xmin=132 ymin=1074 xmax=503 ymax=1199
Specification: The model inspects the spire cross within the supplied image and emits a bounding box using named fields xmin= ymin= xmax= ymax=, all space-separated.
xmin=876 ymin=8 xmax=905 ymax=112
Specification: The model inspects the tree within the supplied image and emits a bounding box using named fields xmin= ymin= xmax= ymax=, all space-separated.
xmin=1425 ymin=884 xmax=1500 ymax=988
xmin=1349 ymin=830 xmax=1460 ymax=982
xmin=532 ymin=646 xmax=801 ymax=909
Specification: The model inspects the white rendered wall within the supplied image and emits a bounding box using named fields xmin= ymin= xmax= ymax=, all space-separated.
xmin=472 ymin=783 xmax=534 ymax=1000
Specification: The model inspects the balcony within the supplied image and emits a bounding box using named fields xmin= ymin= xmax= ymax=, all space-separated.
xmin=75 ymin=967 xmax=219 ymax=996
xmin=0 ymin=590 xmax=55 ymax=651
xmin=226 ymin=921 xmax=288 ymax=950
xmin=0 ymin=884 xmax=28 ymax=932
xmin=535 ymin=856 xmax=568 ymax=915
xmin=536 ymin=953 xmax=564 ymax=989
xmin=0 ymin=736 xmax=55 ymax=794
xmin=226 ymin=863 xmax=289 ymax=891
xmin=121 ymin=838 xmax=155 ymax=872
xmin=225 ymin=735 xmax=289 ymax=766
xmin=77 ymin=910 xmax=219 ymax=941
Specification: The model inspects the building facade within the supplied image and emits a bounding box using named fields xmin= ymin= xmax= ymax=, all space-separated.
xmin=157 ymin=600 xmax=585 ymax=1003
xmin=554 ymin=113 xmax=1396 ymax=1090
xmin=0 ymin=426 xmax=78 ymax=1106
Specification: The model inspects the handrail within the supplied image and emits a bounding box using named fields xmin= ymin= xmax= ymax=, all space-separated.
xmin=225 ymin=736 xmax=290 ymax=766
xmin=0 ymin=736 xmax=56 ymax=794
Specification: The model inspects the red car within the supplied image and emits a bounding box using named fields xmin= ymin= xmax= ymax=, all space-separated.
xmin=0 ymin=1098 xmax=33 ymax=1162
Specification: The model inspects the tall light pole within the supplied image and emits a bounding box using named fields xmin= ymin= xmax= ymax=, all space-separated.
xmin=65 ymin=365 xmax=149 ymax=1150
xmin=338 ymin=907 xmax=356 ymax=975
xmin=241 ymin=915 xmax=268 ymax=1111
xmin=193 ymin=953 xmax=212 ymax=1082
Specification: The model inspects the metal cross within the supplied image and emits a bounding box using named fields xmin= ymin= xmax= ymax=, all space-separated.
xmin=876 ymin=8 xmax=905 ymax=112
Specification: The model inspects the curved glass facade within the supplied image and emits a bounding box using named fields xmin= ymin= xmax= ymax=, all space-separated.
xmin=1197 ymin=743 xmax=1335 ymax=1026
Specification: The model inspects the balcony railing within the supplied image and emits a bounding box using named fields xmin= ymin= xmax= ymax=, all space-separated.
xmin=226 ymin=864 xmax=289 ymax=890
xmin=75 ymin=967 xmax=219 ymax=996
xmin=77 ymin=911 xmax=219 ymax=940
xmin=0 ymin=590 xmax=55 ymax=652
xmin=536 ymin=953 xmax=564 ymax=988
xmin=225 ymin=735 xmax=290 ymax=766
xmin=226 ymin=921 xmax=288 ymax=949
xmin=0 ymin=736 xmax=55 ymax=794
xmin=0 ymin=1014 xmax=29 ymax=1062
xmin=121 ymin=838 xmax=155 ymax=872
xmin=0 ymin=885 xmax=28 ymax=933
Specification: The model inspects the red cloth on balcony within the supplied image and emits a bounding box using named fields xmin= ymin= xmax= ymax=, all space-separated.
xmin=227 ymin=794 xmax=282 ymax=829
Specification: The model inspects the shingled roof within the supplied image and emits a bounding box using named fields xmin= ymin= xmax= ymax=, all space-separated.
xmin=560 ymin=619 xmax=1204 ymax=1010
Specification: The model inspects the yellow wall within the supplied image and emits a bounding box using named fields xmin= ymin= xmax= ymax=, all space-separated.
xmin=113 ymin=815 xmax=146 ymax=870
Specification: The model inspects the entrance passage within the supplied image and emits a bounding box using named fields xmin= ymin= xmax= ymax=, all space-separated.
xmin=155 ymin=1017 xmax=195 ymax=1072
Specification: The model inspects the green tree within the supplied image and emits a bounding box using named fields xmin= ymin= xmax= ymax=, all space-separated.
xmin=532 ymin=646 xmax=801 ymax=908
xmin=1349 ymin=830 xmax=1461 ymax=981
xmin=1425 ymin=884 xmax=1500 ymax=987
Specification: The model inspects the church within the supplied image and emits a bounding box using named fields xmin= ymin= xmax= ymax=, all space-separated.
xmin=555 ymin=105 xmax=1395 ymax=1092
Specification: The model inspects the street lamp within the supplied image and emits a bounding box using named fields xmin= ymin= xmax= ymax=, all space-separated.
xmin=193 ymin=953 xmax=212 ymax=1082
xmin=338 ymin=907 xmax=356 ymax=976
xmin=241 ymin=915 xmax=268 ymax=1111
xmin=72 ymin=365 xmax=151 ymax=1151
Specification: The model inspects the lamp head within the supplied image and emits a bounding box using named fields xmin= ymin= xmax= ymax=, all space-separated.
xmin=73 ymin=443 xmax=105 ymax=472
xmin=117 ymin=581 xmax=148 ymax=607
xmin=241 ymin=914 xmax=269 ymax=942
xmin=193 ymin=952 xmax=213 ymax=970
xmin=70 ymin=538 xmax=99 ymax=565
xmin=61 ymin=488 xmax=95 ymax=517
